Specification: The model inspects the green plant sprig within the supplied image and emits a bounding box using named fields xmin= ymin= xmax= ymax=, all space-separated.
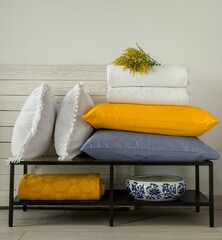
xmin=112 ymin=43 xmax=161 ymax=75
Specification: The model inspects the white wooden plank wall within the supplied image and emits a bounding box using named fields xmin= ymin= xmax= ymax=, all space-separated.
xmin=0 ymin=65 xmax=134 ymax=207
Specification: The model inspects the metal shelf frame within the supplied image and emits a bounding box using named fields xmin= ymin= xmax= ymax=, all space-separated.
xmin=8 ymin=159 xmax=214 ymax=227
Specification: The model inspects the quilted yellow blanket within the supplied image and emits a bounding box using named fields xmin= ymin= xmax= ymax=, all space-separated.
xmin=18 ymin=173 xmax=105 ymax=200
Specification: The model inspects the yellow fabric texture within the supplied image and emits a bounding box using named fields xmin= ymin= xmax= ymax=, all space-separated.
xmin=83 ymin=103 xmax=219 ymax=137
xmin=18 ymin=174 xmax=105 ymax=200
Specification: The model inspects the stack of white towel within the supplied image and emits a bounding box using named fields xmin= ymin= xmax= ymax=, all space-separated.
xmin=107 ymin=64 xmax=189 ymax=106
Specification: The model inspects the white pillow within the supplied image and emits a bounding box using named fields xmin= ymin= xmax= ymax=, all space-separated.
xmin=54 ymin=83 xmax=94 ymax=161
xmin=9 ymin=83 xmax=57 ymax=163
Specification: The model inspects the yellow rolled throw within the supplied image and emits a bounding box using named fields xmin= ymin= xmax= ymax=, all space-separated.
xmin=18 ymin=174 xmax=105 ymax=200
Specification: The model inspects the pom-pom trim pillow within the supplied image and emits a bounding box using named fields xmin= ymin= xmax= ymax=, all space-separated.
xmin=54 ymin=83 xmax=94 ymax=161
xmin=82 ymin=103 xmax=218 ymax=137
xmin=9 ymin=83 xmax=57 ymax=163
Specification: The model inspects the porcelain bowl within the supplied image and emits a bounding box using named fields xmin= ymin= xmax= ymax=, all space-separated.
xmin=126 ymin=174 xmax=186 ymax=201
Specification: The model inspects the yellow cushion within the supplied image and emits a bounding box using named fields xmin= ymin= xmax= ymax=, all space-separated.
xmin=18 ymin=174 xmax=105 ymax=200
xmin=83 ymin=103 xmax=219 ymax=137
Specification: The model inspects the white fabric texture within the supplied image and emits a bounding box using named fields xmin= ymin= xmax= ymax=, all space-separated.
xmin=107 ymin=87 xmax=189 ymax=106
xmin=9 ymin=83 xmax=57 ymax=163
xmin=54 ymin=83 xmax=94 ymax=161
xmin=107 ymin=64 xmax=189 ymax=88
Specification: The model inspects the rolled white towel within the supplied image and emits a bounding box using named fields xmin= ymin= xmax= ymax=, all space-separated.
xmin=107 ymin=87 xmax=189 ymax=106
xmin=107 ymin=64 xmax=189 ymax=88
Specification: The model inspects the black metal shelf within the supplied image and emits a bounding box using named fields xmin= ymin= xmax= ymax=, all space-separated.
xmin=8 ymin=159 xmax=214 ymax=227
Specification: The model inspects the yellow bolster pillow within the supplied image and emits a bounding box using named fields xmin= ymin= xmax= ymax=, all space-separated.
xmin=82 ymin=103 xmax=219 ymax=137
xmin=18 ymin=174 xmax=105 ymax=200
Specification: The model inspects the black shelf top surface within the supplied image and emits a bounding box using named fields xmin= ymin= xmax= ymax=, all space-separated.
xmin=12 ymin=154 xmax=213 ymax=166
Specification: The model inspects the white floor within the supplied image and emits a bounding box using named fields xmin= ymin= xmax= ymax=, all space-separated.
xmin=0 ymin=207 xmax=222 ymax=240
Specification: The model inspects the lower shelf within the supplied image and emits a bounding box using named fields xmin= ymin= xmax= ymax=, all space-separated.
xmin=14 ymin=190 xmax=110 ymax=206
xmin=14 ymin=190 xmax=209 ymax=207
xmin=114 ymin=190 xmax=209 ymax=206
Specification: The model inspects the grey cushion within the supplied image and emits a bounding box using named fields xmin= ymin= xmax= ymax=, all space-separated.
xmin=81 ymin=130 xmax=219 ymax=161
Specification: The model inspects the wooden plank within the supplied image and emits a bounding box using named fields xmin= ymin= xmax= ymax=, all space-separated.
xmin=0 ymin=111 xmax=19 ymax=126
xmin=0 ymin=143 xmax=57 ymax=158
xmin=0 ymin=80 xmax=107 ymax=96
xmin=0 ymin=127 xmax=13 ymax=142
xmin=0 ymin=174 xmax=21 ymax=191
xmin=1 ymin=174 xmax=21 ymax=206
xmin=0 ymin=95 xmax=106 ymax=110
xmin=0 ymin=65 xmax=106 ymax=80
xmin=0 ymin=143 xmax=12 ymax=158
xmin=0 ymin=160 xmax=23 ymax=175
xmin=0 ymin=191 xmax=18 ymax=206
xmin=0 ymin=96 xmax=29 ymax=111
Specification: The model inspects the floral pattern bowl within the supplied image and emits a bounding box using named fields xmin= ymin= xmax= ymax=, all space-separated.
xmin=126 ymin=174 xmax=186 ymax=201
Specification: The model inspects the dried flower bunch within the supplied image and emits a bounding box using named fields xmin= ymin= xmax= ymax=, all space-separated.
xmin=112 ymin=43 xmax=161 ymax=75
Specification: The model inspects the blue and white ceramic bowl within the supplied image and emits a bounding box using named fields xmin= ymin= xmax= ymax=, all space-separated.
xmin=126 ymin=174 xmax=186 ymax=201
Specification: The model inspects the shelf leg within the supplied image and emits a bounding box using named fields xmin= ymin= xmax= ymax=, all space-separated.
xmin=23 ymin=164 xmax=28 ymax=212
xmin=209 ymin=161 xmax=214 ymax=227
xmin=195 ymin=164 xmax=200 ymax=212
xmin=9 ymin=162 xmax=15 ymax=227
xmin=109 ymin=164 xmax=114 ymax=227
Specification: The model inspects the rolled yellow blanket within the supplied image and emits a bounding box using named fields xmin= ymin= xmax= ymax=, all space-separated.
xmin=18 ymin=173 xmax=105 ymax=200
